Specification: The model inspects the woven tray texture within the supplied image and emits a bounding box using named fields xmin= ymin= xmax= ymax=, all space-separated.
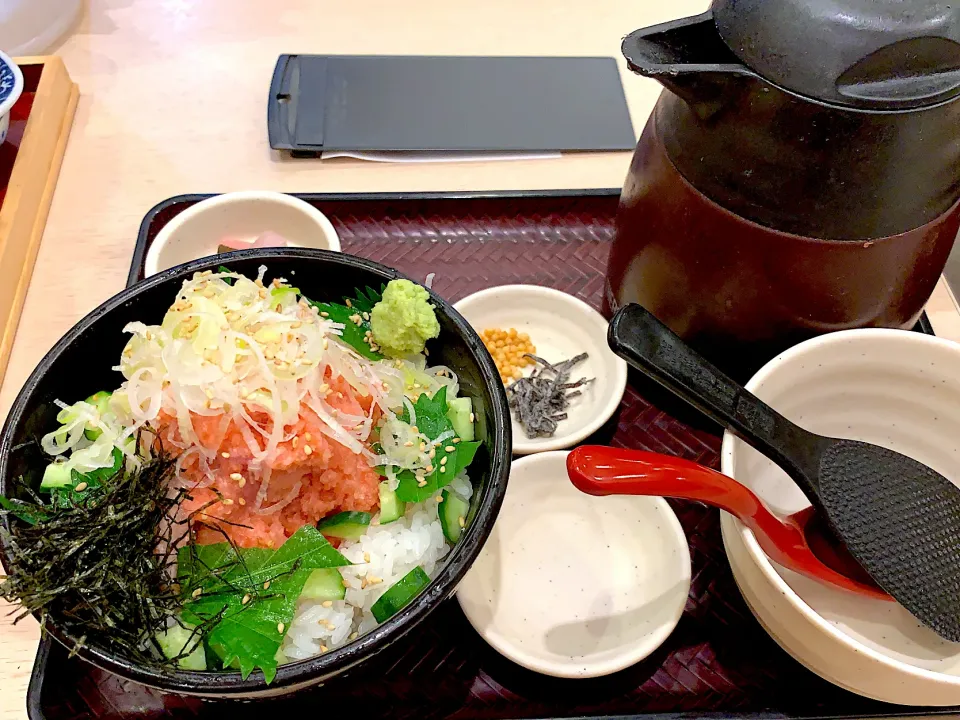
xmin=31 ymin=194 xmax=902 ymax=720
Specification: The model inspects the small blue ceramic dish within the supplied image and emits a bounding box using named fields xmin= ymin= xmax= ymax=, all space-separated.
xmin=0 ymin=50 xmax=24 ymax=145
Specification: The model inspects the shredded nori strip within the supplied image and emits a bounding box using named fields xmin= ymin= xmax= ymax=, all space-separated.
xmin=0 ymin=441 xmax=191 ymax=668
xmin=506 ymin=353 xmax=593 ymax=438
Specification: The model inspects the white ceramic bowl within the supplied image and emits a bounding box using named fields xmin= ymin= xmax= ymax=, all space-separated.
xmin=0 ymin=50 xmax=24 ymax=145
xmin=144 ymin=191 xmax=341 ymax=277
xmin=453 ymin=285 xmax=628 ymax=454
xmin=457 ymin=451 xmax=690 ymax=678
xmin=721 ymin=329 xmax=960 ymax=705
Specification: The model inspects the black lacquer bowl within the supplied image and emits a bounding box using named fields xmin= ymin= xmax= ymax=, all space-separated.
xmin=0 ymin=248 xmax=511 ymax=698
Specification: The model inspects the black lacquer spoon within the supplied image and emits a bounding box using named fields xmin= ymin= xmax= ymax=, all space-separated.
xmin=609 ymin=303 xmax=960 ymax=641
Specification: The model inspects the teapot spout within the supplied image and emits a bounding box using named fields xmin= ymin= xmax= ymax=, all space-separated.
xmin=623 ymin=11 xmax=758 ymax=105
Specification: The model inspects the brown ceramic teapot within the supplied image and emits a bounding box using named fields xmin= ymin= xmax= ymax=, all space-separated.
xmin=606 ymin=0 xmax=960 ymax=378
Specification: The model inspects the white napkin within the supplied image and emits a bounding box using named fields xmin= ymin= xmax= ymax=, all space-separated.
xmin=320 ymin=150 xmax=562 ymax=163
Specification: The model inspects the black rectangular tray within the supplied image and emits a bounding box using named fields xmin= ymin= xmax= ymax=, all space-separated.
xmin=24 ymin=189 xmax=949 ymax=720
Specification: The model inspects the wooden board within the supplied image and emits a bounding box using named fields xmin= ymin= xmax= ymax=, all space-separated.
xmin=0 ymin=56 xmax=78 ymax=385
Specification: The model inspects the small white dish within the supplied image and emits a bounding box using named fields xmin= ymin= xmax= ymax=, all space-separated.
xmin=721 ymin=329 xmax=960 ymax=705
xmin=144 ymin=191 xmax=341 ymax=277
xmin=453 ymin=285 xmax=627 ymax=454
xmin=0 ymin=51 xmax=24 ymax=146
xmin=457 ymin=451 xmax=691 ymax=678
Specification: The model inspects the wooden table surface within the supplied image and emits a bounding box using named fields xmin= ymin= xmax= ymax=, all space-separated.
xmin=2 ymin=1 xmax=960 ymax=717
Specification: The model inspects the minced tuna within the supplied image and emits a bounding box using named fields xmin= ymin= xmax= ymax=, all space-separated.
xmin=172 ymin=376 xmax=380 ymax=549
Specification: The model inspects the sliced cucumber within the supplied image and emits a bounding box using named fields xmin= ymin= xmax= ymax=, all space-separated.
xmin=42 ymin=447 xmax=124 ymax=496
xmin=317 ymin=511 xmax=372 ymax=540
xmin=439 ymin=489 xmax=470 ymax=543
xmin=83 ymin=391 xmax=112 ymax=440
xmin=371 ymin=566 xmax=431 ymax=623
xmin=446 ymin=397 xmax=475 ymax=442
xmin=299 ymin=568 xmax=346 ymax=602
xmin=40 ymin=460 xmax=73 ymax=490
xmin=156 ymin=624 xmax=206 ymax=671
xmin=378 ymin=481 xmax=406 ymax=524
xmin=87 ymin=391 xmax=112 ymax=414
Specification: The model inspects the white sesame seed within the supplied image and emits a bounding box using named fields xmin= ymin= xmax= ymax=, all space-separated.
xmin=74 ymin=482 xmax=88 ymax=492
xmin=404 ymin=441 xmax=414 ymax=447
xmin=241 ymin=594 xmax=251 ymax=605
xmin=349 ymin=632 xmax=358 ymax=640
xmin=320 ymin=644 xmax=328 ymax=652
xmin=458 ymin=516 xmax=466 ymax=528
xmin=264 ymin=581 xmax=271 ymax=590
xmin=436 ymin=495 xmax=443 ymax=503
xmin=278 ymin=622 xmax=285 ymax=633
xmin=304 ymin=445 xmax=313 ymax=456
xmin=364 ymin=552 xmax=371 ymax=562
xmin=322 ymin=600 xmax=333 ymax=608
xmin=239 ymin=498 xmax=246 ymax=505
xmin=440 ymin=457 xmax=447 ymax=466
xmin=221 ymin=452 xmax=231 ymax=459
xmin=230 ymin=473 xmax=243 ymax=481
xmin=304 ymin=433 xmax=312 ymax=441
xmin=445 ymin=446 xmax=455 ymax=453
xmin=453 ymin=438 xmax=461 ymax=444
xmin=292 ymin=437 xmax=299 ymax=448
xmin=223 ymin=498 xmax=234 ymax=505
xmin=410 ymin=426 xmax=419 ymax=433
xmin=469 ymin=413 xmax=475 ymax=423
xmin=429 ymin=448 xmax=436 ymax=459
xmin=192 ymin=587 xmax=203 ymax=598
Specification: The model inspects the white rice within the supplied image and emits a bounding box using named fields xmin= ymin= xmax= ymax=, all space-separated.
xmin=281 ymin=476 xmax=472 ymax=661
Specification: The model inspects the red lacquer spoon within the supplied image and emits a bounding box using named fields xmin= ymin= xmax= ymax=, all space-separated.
xmin=567 ymin=446 xmax=892 ymax=601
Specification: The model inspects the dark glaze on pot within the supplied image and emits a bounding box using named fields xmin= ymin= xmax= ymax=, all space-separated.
xmin=607 ymin=3 xmax=960 ymax=377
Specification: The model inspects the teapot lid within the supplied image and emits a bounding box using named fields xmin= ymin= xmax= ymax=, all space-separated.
xmin=712 ymin=0 xmax=960 ymax=110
